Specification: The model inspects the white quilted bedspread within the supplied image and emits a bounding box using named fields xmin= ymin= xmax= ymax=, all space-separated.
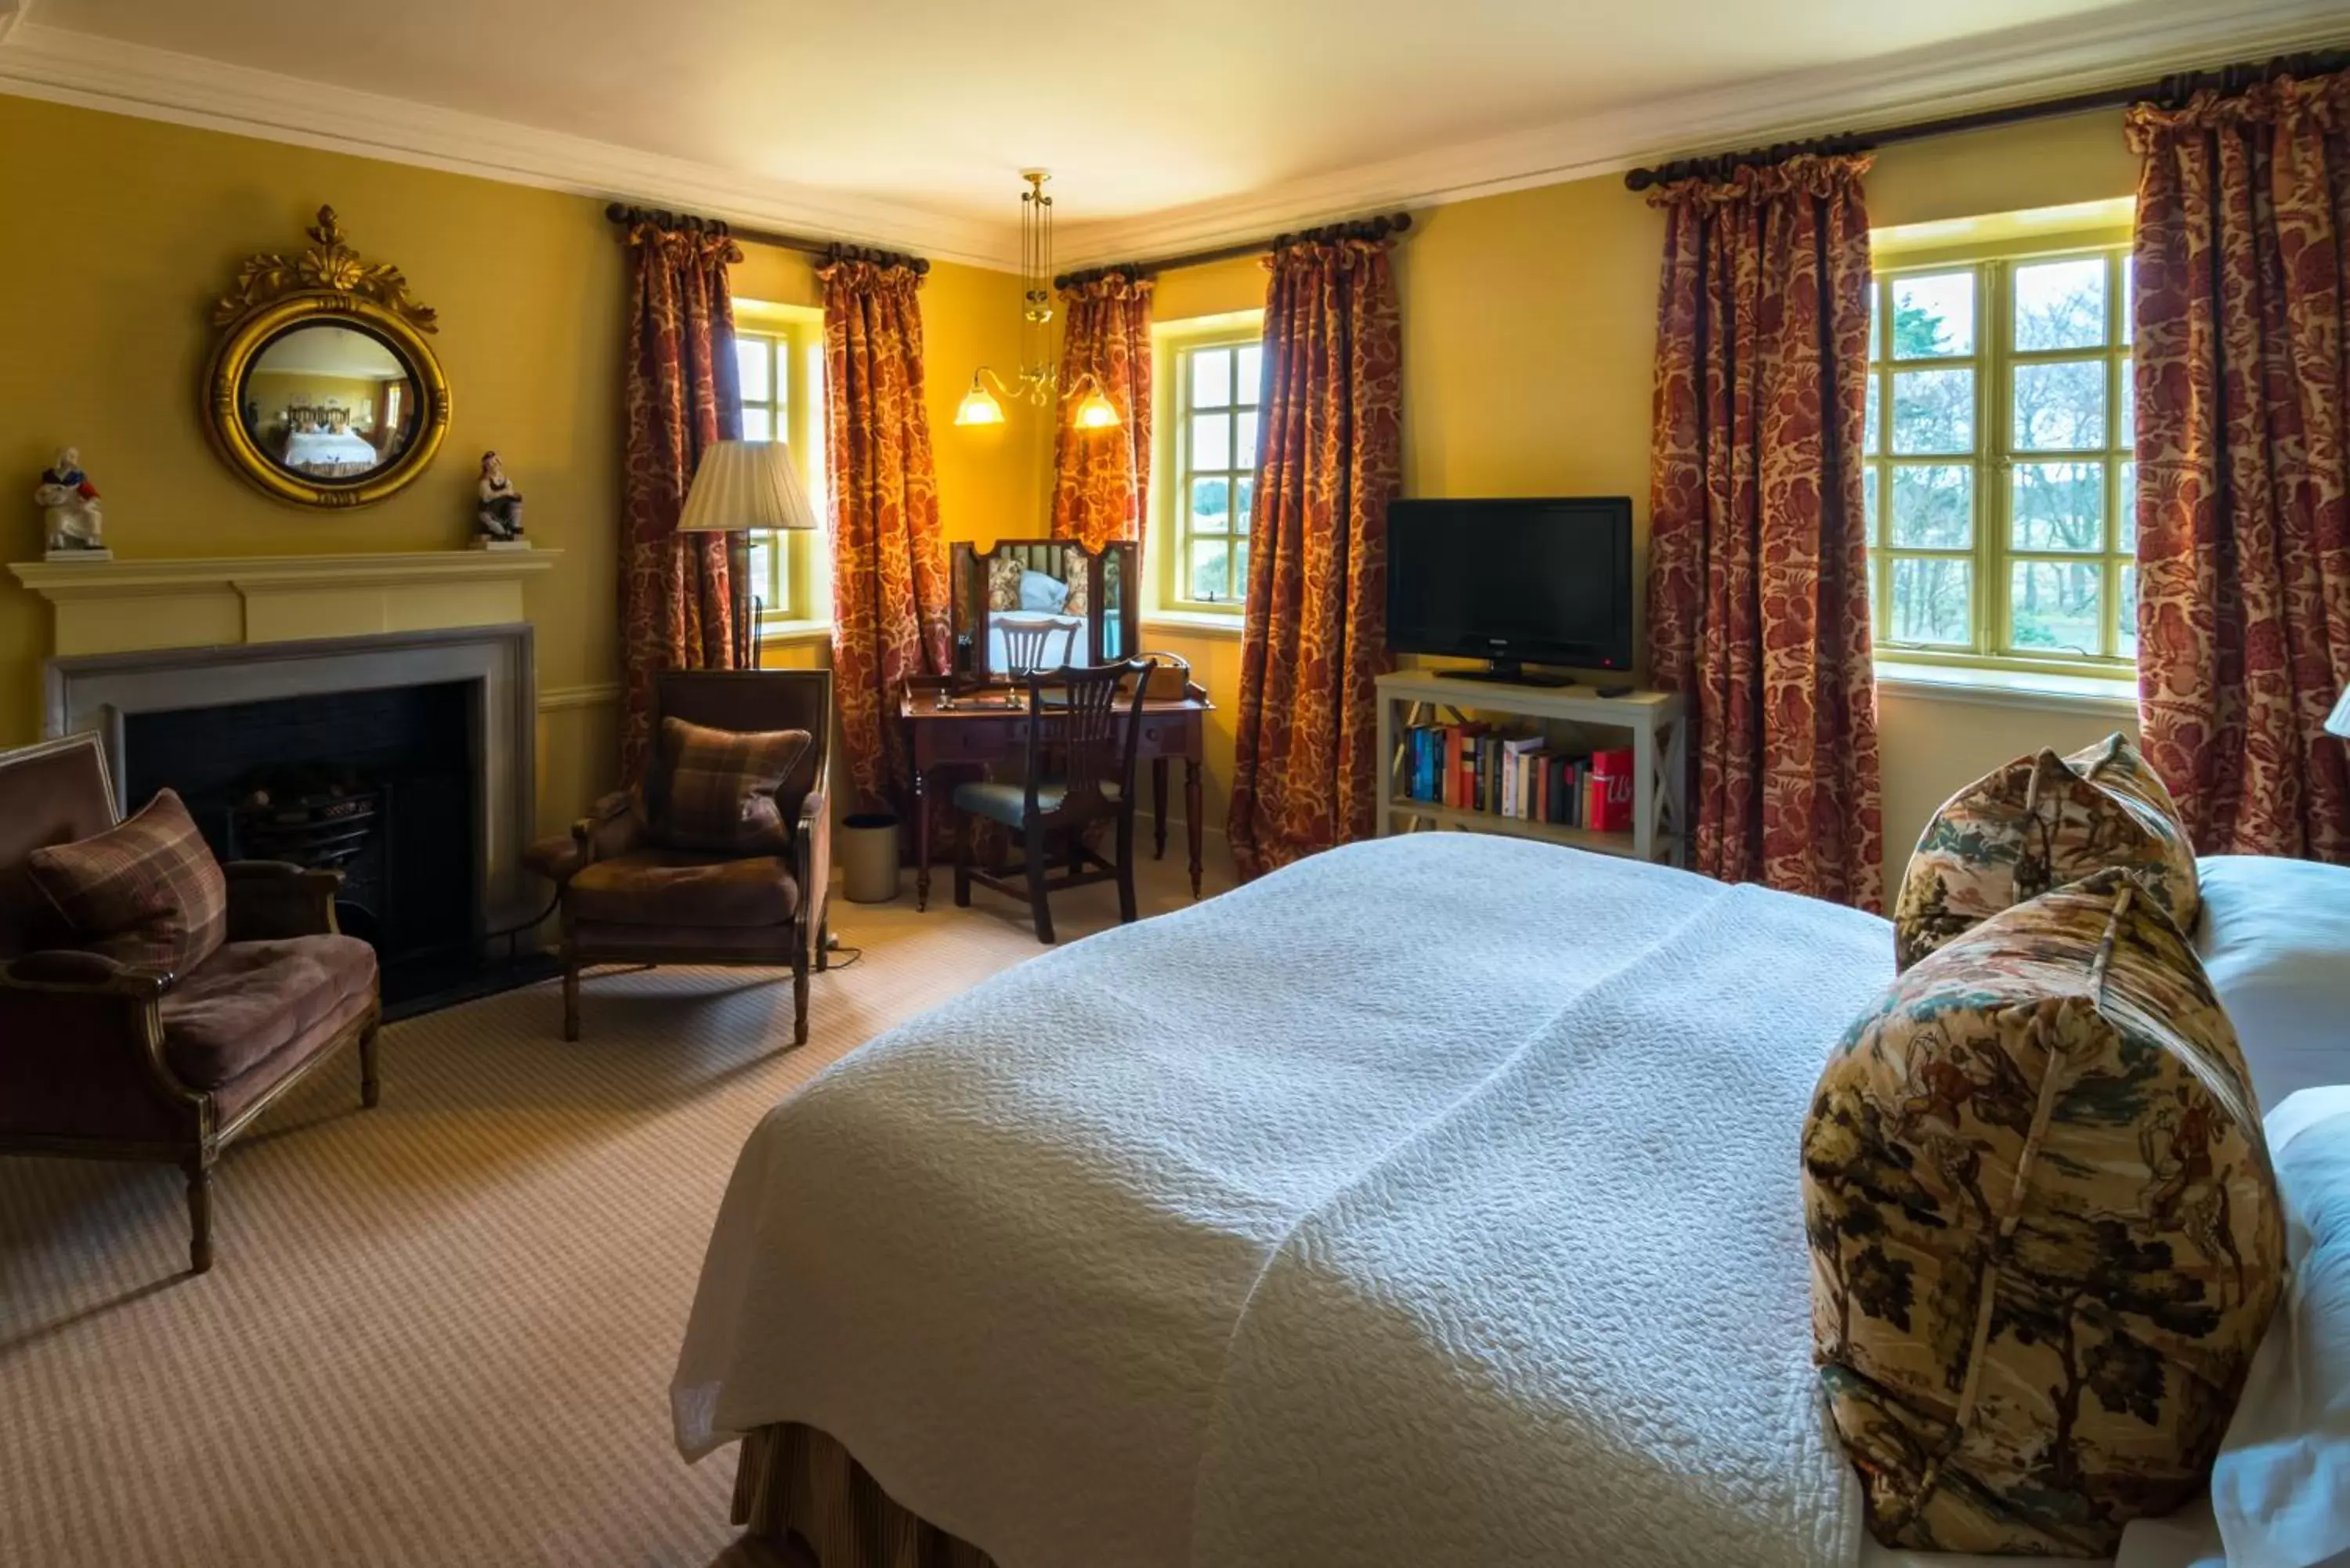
xmin=672 ymin=834 xmax=1894 ymax=1568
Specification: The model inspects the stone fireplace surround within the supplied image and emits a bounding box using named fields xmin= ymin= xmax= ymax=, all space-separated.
xmin=42 ymin=625 xmax=540 ymax=943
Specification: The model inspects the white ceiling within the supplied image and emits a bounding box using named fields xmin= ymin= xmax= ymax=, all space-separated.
xmin=2 ymin=0 xmax=2345 ymax=267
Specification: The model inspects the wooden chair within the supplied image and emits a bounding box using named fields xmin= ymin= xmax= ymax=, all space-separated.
xmin=952 ymin=659 xmax=1155 ymax=944
xmin=998 ymin=616 xmax=1079 ymax=676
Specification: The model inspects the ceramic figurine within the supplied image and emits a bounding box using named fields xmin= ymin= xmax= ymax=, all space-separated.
xmin=34 ymin=446 xmax=108 ymax=559
xmin=473 ymin=450 xmax=527 ymax=547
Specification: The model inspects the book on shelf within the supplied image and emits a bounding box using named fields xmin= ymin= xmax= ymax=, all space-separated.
xmin=1589 ymin=746 xmax=1636 ymax=833
xmin=1397 ymin=724 xmax=1638 ymax=840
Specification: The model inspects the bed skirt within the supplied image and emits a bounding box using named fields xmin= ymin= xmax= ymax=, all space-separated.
xmin=732 ymin=1424 xmax=999 ymax=1568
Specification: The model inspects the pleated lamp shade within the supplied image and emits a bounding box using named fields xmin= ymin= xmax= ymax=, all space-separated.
xmin=2330 ymin=683 xmax=2350 ymax=739
xmin=675 ymin=439 xmax=821 ymax=535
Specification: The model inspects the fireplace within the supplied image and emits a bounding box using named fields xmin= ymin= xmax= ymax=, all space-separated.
xmin=42 ymin=626 xmax=541 ymax=1014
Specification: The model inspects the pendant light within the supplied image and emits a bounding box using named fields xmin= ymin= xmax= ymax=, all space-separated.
xmin=954 ymin=170 xmax=1120 ymax=432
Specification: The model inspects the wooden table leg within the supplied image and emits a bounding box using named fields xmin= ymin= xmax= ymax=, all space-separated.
xmin=1184 ymin=758 xmax=1203 ymax=898
xmin=913 ymin=764 xmax=932 ymax=912
xmin=1152 ymin=757 xmax=1170 ymax=860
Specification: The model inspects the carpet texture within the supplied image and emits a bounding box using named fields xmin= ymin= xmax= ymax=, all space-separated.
xmin=0 ymin=860 xmax=1219 ymax=1567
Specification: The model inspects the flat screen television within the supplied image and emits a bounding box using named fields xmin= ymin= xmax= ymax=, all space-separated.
xmin=1386 ymin=497 xmax=1634 ymax=685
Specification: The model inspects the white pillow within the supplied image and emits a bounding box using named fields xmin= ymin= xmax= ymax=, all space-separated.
xmin=2196 ymin=856 xmax=2350 ymax=1113
xmin=2116 ymin=1087 xmax=2350 ymax=1568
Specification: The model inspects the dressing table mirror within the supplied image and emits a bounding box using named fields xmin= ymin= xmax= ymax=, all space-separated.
xmin=951 ymin=539 xmax=1138 ymax=684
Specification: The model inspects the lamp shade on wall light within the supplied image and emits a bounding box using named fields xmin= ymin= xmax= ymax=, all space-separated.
xmin=953 ymin=376 xmax=1007 ymax=428
xmin=1072 ymin=388 xmax=1120 ymax=430
xmin=675 ymin=439 xmax=822 ymax=535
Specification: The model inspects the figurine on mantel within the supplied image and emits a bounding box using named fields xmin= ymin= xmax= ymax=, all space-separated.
xmin=34 ymin=447 xmax=110 ymax=562
xmin=472 ymin=450 xmax=529 ymax=550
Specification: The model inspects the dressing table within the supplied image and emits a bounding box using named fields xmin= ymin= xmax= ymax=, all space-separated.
xmin=902 ymin=538 xmax=1212 ymax=909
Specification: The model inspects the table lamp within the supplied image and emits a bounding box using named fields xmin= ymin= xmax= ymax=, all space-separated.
xmin=675 ymin=439 xmax=822 ymax=668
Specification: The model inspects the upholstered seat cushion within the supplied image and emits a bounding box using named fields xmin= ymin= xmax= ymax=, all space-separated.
xmin=951 ymin=778 xmax=1120 ymax=827
xmin=1805 ymin=868 xmax=2283 ymax=1555
xmin=566 ymin=848 xmax=799 ymax=928
xmin=160 ymin=934 xmax=378 ymax=1089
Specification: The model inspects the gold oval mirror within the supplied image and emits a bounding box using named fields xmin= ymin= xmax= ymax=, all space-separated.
xmin=204 ymin=207 xmax=450 ymax=508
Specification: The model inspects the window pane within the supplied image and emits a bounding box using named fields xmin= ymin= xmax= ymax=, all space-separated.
xmin=1191 ymin=412 xmax=1231 ymax=471
xmin=1864 ymin=374 xmax=1881 ymax=456
xmin=735 ymin=338 xmax=770 ymax=403
xmin=1232 ymin=541 xmax=1249 ymax=602
xmin=1868 ymin=289 xmax=1881 ymax=362
xmin=2010 ymin=560 xmax=2103 ymax=655
xmin=2118 ymin=565 xmax=2138 ymax=659
xmin=2013 ymin=359 xmax=2106 ymax=450
xmin=1862 ymin=464 xmax=1877 ymax=544
xmin=1890 ymin=271 xmax=1973 ymax=357
xmin=1889 ymin=558 xmax=1972 ymax=645
xmin=1188 ymin=540 xmax=1230 ymax=602
xmin=1191 ymin=349 xmax=1231 ymax=410
xmin=2011 ymin=462 xmax=2103 ymax=551
xmin=2119 ymin=460 xmax=2137 ymax=548
xmin=1235 ymin=345 xmax=1262 ymax=404
xmin=2014 ymin=258 xmax=2107 ymax=351
xmin=1190 ymin=477 xmax=1230 ymax=537
xmin=1890 ymin=464 xmax=1971 ymax=547
xmin=747 ymin=536 xmax=774 ymax=612
xmin=1891 ymin=368 xmax=1974 ymax=454
xmin=1234 ymin=476 xmax=1253 ymax=536
xmin=741 ymin=407 xmax=773 ymax=443
xmin=2120 ymin=256 xmax=2133 ymax=345
xmin=1236 ymin=410 xmax=1259 ymax=471
xmin=2117 ymin=359 xmax=2133 ymax=446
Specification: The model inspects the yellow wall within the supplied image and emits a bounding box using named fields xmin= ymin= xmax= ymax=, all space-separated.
xmin=0 ymin=92 xmax=1036 ymax=837
xmin=1113 ymin=107 xmax=2142 ymax=901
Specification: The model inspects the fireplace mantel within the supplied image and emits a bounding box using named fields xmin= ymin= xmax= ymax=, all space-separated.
xmin=8 ymin=548 xmax=561 ymax=656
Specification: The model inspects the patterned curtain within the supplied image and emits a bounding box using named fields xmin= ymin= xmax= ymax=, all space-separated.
xmin=822 ymin=258 xmax=953 ymax=809
xmin=2129 ymin=70 xmax=2350 ymax=863
xmin=1050 ymin=272 xmax=1155 ymax=553
xmin=1646 ymin=155 xmax=1884 ymax=909
xmin=1226 ymin=238 xmax=1403 ymax=881
xmin=620 ymin=221 xmax=743 ymax=782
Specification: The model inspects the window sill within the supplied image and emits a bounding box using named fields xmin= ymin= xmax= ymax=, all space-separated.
xmin=1876 ymin=661 xmax=2138 ymax=717
xmin=758 ymin=620 xmax=833 ymax=649
xmin=1141 ymin=610 xmax=1245 ymax=641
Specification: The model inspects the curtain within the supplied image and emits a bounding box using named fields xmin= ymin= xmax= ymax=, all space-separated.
xmin=1050 ymin=272 xmax=1155 ymax=552
xmin=1225 ymin=238 xmax=1403 ymax=881
xmin=620 ymin=221 xmax=743 ymax=782
xmin=2129 ymin=70 xmax=2350 ymax=863
xmin=1645 ymin=154 xmax=1884 ymax=909
xmin=823 ymin=258 xmax=953 ymax=810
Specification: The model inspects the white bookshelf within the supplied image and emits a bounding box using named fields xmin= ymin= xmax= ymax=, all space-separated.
xmin=1374 ymin=670 xmax=1687 ymax=866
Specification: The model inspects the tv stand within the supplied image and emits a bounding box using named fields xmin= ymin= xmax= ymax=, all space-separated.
xmin=1437 ymin=660 xmax=1573 ymax=689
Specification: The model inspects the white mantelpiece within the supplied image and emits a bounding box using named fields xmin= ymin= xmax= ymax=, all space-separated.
xmin=8 ymin=548 xmax=560 ymax=656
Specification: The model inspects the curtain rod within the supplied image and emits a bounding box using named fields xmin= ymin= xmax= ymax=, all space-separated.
xmin=602 ymin=202 xmax=931 ymax=276
xmin=1054 ymin=211 xmax=1413 ymax=291
xmin=1622 ymin=47 xmax=2350 ymax=191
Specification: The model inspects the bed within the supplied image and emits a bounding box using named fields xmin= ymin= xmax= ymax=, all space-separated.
xmin=280 ymin=428 xmax=380 ymax=474
xmin=671 ymin=835 xmax=2350 ymax=1568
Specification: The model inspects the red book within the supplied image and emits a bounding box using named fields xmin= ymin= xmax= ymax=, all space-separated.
xmin=1451 ymin=723 xmax=1488 ymax=811
xmin=1589 ymin=747 xmax=1636 ymax=834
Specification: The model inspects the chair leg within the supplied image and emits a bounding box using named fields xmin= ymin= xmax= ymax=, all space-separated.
xmin=359 ymin=1017 xmax=381 ymax=1108
xmin=791 ymin=945 xmax=811 ymax=1047
xmin=1116 ymin=810 xmax=1139 ymax=925
xmin=562 ymin=952 xmax=581 ymax=1042
xmin=1024 ymin=819 xmax=1056 ymax=945
xmin=953 ymin=810 xmax=973 ymax=909
xmin=815 ymin=917 xmax=831 ymax=974
xmin=185 ymin=1157 xmax=214 ymax=1275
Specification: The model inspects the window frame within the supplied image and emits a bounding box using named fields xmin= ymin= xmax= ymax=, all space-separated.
xmin=1154 ymin=325 xmax=1264 ymax=618
xmin=1865 ymin=229 xmax=2135 ymax=681
xmin=732 ymin=307 xmax=828 ymax=628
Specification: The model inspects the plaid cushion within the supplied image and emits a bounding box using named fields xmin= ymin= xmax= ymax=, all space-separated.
xmin=27 ymin=788 xmax=229 ymax=978
xmin=647 ymin=717 xmax=811 ymax=854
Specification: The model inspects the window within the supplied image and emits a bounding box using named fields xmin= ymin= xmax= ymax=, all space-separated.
xmin=1865 ymin=241 xmax=2135 ymax=674
xmin=731 ymin=313 xmax=826 ymax=626
xmin=1162 ymin=337 xmax=1262 ymax=613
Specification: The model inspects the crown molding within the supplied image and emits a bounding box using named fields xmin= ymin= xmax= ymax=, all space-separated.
xmin=1055 ymin=0 xmax=2350 ymax=267
xmin=0 ymin=20 xmax=1021 ymax=269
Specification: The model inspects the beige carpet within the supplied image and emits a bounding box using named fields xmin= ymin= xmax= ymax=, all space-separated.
xmin=0 ymin=858 xmax=1222 ymax=1567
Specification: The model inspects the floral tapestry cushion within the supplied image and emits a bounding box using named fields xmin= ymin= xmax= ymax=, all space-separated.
xmin=645 ymin=716 xmax=811 ymax=854
xmin=1803 ymin=869 xmax=2284 ymax=1556
xmin=26 ymin=787 xmax=229 ymax=978
xmin=1894 ymin=733 xmax=2198 ymax=971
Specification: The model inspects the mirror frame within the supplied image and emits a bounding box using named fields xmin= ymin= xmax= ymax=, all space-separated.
xmin=951 ymin=537 xmax=1139 ymax=685
xmin=204 ymin=206 xmax=451 ymax=510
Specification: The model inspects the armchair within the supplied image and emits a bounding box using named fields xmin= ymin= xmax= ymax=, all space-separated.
xmin=0 ymin=734 xmax=381 ymax=1274
xmin=525 ymin=669 xmax=832 ymax=1046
